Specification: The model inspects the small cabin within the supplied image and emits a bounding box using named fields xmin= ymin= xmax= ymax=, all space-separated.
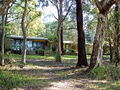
xmin=9 ymin=36 xmax=50 ymax=54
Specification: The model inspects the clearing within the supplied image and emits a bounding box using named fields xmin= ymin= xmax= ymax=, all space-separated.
xmin=0 ymin=55 xmax=119 ymax=90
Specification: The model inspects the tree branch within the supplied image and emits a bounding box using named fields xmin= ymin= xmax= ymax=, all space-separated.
xmin=102 ymin=0 xmax=116 ymax=15
xmin=62 ymin=2 xmax=73 ymax=23
xmin=49 ymin=0 xmax=60 ymax=19
xmin=95 ymin=0 xmax=102 ymax=11
xmin=14 ymin=2 xmax=24 ymax=9
xmin=50 ymin=11 xmax=58 ymax=20
xmin=0 ymin=0 xmax=13 ymax=15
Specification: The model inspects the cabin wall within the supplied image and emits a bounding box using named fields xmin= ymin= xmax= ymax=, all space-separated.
xmin=10 ymin=39 xmax=47 ymax=54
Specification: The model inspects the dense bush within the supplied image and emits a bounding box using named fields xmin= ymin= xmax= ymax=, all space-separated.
xmin=88 ymin=65 xmax=120 ymax=80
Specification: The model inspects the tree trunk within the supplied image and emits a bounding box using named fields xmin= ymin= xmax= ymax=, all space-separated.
xmin=89 ymin=14 xmax=107 ymax=69
xmin=76 ymin=0 xmax=88 ymax=67
xmin=88 ymin=0 xmax=118 ymax=70
xmin=61 ymin=23 xmax=63 ymax=54
xmin=57 ymin=23 xmax=62 ymax=63
xmin=1 ymin=15 xmax=5 ymax=66
xmin=1 ymin=0 xmax=6 ymax=66
xmin=114 ymin=3 xmax=120 ymax=66
xmin=56 ymin=0 xmax=63 ymax=63
xmin=108 ymin=38 xmax=113 ymax=62
xmin=21 ymin=0 xmax=27 ymax=64
xmin=0 ymin=32 xmax=1 ymax=51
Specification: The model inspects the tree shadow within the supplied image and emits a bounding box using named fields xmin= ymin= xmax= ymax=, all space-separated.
xmin=2 ymin=59 xmax=113 ymax=90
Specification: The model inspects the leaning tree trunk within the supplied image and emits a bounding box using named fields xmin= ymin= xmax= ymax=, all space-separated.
xmin=76 ymin=0 xmax=88 ymax=67
xmin=114 ymin=3 xmax=120 ymax=66
xmin=89 ymin=14 xmax=107 ymax=69
xmin=21 ymin=0 xmax=27 ymax=64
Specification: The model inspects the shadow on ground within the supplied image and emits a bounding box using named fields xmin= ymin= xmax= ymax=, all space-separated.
xmin=1 ymin=59 xmax=114 ymax=90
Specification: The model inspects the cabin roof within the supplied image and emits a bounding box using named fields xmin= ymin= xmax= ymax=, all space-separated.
xmin=9 ymin=35 xmax=48 ymax=41
xmin=63 ymin=41 xmax=73 ymax=44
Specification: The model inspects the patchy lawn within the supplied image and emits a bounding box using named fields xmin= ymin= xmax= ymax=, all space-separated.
xmin=5 ymin=53 xmax=110 ymax=60
xmin=0 ymin=56 xmax=119 ymax=90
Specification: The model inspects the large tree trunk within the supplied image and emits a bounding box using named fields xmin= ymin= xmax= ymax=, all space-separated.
xmin=21 ymin=0 xmax=27 ymax=64
xmin=114 ymin=3 xmax=120 ymax=66
xmin=89 ymin=14 xmax=107 ymax=69
xmin=88 ymin=0 xmax=116 ymax=70
xmin=76 ymin=0 xmax=88 ymax=67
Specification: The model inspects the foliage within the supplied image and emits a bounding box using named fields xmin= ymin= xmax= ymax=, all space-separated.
xmin=12 ymin=62 xmax=25 ymax=68
xmin=44 ymin=21 xmax=57 ymax=39
xmin=64 ymin=48 xmax=76 ymax=55
xmin=0 ymin=70 xmax=28 ymax=89
xmin=88 ymin=65 xmax=120 ymax=80
xmin=37 ymin=48 xmax=44 ymax=52
xmin=54 ymin=52 xmax=60 ymax=62
xmin=6 ymin=0 xmax=45 ymax=37
xmin=37 ymin=48 xmax=44 ymax=55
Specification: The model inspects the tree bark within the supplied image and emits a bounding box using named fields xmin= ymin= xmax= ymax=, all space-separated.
xmin=57 ymin=23 xmax=62 ymax=63
xmin=56 ymin=0 xmax=63 ymax=63
xmin=76 ymin=0 xmax=88 ymax=67
xmin=61 ymin=23 xmax=63 ymax=54
xmin=108 ymin=38 xmax=113 ymax=62
xmin=114 ymin=3 xmax=120 ymax=66
xmin=1 ymin=15 xmax=5 ymax=66
xmin=88 ymin=0 xmax=116 ymax=70
xmin=21 ymin=0 xmax=27 ymax=64
xmin=1 ymin=0 xmax=6 ymax=66
xmin=89 ymin=13 xmax=107 ymax=69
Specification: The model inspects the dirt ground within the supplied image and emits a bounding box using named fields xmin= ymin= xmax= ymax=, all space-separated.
xmin=2 ymin=59 xmax=109 ymax=90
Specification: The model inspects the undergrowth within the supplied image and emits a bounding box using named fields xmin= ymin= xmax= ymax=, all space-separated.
xmin=0 ymin=70 xmax=28 ymax=89
xmin=88 ymin=65 xmax=120 ymax=80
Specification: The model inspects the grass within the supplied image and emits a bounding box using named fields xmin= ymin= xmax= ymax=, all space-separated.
xmin=92 ymin=80 xmax=120 ymax=90
xmin=88 ymin=65 xmax=120 ymax=80
xmin=0 ymin=53 xmax=119 ymax=90
xmin=5 ymin=53 xmax=110 ymax=61
xmin=12 ymin=54 xmax=54 ymax=60
xmin=0 ymin=70 xmax=28 ymax=89
xmin=0 ymin=67 xmax=48 ymax=89
xmin=5 ymin=54 xmax=78 ymax=60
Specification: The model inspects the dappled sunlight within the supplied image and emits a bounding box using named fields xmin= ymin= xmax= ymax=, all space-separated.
xmin=43 ymin=79 xmax=100 ymax=90
xmin=0 ymin=59 xmax=119 ymax=89
xmin=89 ymin=80 xmax=108 ymax=83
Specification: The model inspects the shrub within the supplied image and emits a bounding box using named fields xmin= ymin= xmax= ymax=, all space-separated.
xmin=65 ymin=49 xmax=76 ymax=55
xmin=88 ymin=66 xmax=106 ymax=80
xmin=37 ymin=48 xmax=44 ymax=55
xmin=5 ymin=51 xmax=15 ymax=64
xmin=54 ymin=52 xmax=60 ymax=62
xmin=88 ymin=65 xmax=120 ymax=80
